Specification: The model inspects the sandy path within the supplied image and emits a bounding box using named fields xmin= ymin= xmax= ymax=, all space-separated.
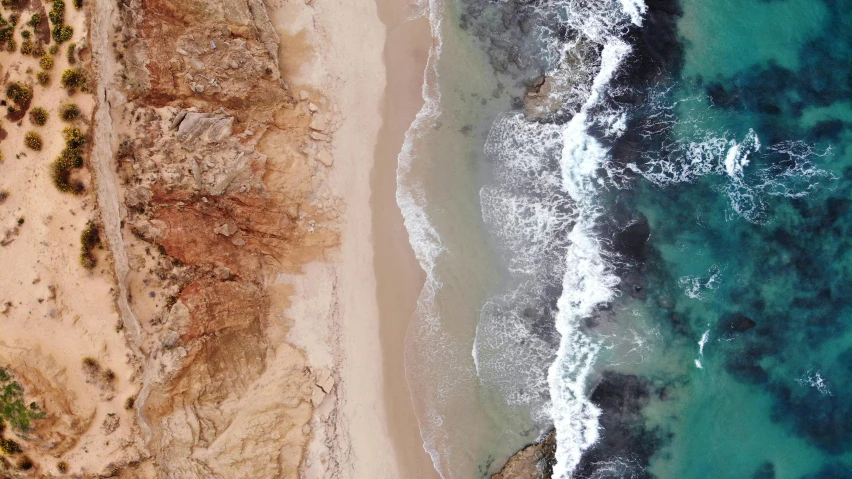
xmin=90 ymin=0 xmax=152 ymax=442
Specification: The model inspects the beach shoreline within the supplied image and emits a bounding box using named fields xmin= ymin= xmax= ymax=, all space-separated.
xmin=371 ymin=0 xmax=438 ymax=477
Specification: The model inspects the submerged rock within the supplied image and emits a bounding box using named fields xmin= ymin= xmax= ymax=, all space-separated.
xmin=491 ymin=429 xmax=556 ymax=479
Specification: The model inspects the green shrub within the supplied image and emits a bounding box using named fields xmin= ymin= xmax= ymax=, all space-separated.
xmin=27 ymin=13 xmax=39 ymax=28
xmin=39 ymin=54 xmax=53 ymax=70
xmin=8 ymin=14 xmax=17 ymax=27
xmin=58 ymin=103 xmax=79 ymax=121
xmin=0 ymin=369 xmax=46 ymax=431
xmin=23 ymin=131 xmax=41 ymax=150
xmin=19 ymin=38 xmax=32 ymax=55
xmin=74 ymin=0 xmax=82 ymax=8
xmin=52 ymin=23 xmax=72 ymax=43
xmin=0 ymin=438 xmax=20 ymax=454
xmin=36 ymin=71 xmax=49 ymax=85
xmin=49 ymin=0 xmax=64 ymax=25
xmin=50 ymin=155 xmax=82 ymax=194
xmin=79 ymin=220 xmax=100 ymax=269
xmin=48 ymin=43 xmax=58 ymax=55
xmin=66 ymin=42 xmax=75 ymax=64
xmin=19 ymin=30 xmax=28 ymax=39
xmin=60 ymin=68 xmax=85 ymax=89
xmin=5 ymin=82 xmax=31 ymax=103
xmin=29 ymin=107 xmax=47 ymax=125
xmin=62 ymin=126 xmax=84 ymax=148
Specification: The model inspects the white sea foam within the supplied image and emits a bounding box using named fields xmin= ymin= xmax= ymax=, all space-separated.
xmin=548 ymin=38 xmax=634 ymax=479
xmin=796 ymin=370 xmax=832 ymax=396
xmin=627 ymin=99 xmax=836 ymax=224
xmin=678 ymin=264 xmax=721 ymax=300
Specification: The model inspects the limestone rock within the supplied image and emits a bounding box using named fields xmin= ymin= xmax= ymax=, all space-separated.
xmin=309 ymin=115 xmax=327 ymax=132
xmin=316 ymin=148 xmax=333 ymax=167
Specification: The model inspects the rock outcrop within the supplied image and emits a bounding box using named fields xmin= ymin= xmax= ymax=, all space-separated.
xmin=108 ymin=0 xmax=341 ymax=477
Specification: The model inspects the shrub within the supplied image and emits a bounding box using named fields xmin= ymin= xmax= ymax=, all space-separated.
xmin=48 ymin=44 xmax=58 ymax=55
xmin=124 ymin=396 xmax=135 ymax=410
xmin=58 ymin=103 xmax=79 ymax=121
xmin=23 ymin=131 xmax=41 ymax=150
xmin=74 ymin=0 xmax=82 ymax=8
xmin=57 ymin=461 xmax=68 ymax=473
xmin=6 ymin=82 xmax=31 ymax=103
xmin=0 ymin=190 xmax=8 ymax=204
xmin=20 ymin=30 xmax=29 ymax=39
xmin=81 ymin=356 xmax=99 ymax=371
xmin=8 ymin=14 xmax=17 ymax=27
xmin=19 ymin=38 xmax=32 ymax=55
xmin=29 ymin=107 xmax=48 ymax=126
xmin=0 ymin=438 xmax=20 ymax=454
xmin=5 ymin=38 xmax=14 ymax=52
xmin=79 ymin=222 xmax=99 ymax=269
xmin=62 ymin=126 xmax=84 ymax=148
xmin=29 ymin=107 xmax=47 ymax=125
xmin=27 ymin=13 xmax=39 ymax=28
xmin=32 ymin=41 xmax=44 ymax=57
xmin=15 ymin=456 xmax=32 ymax=470
xmin=39 ymin=54 xmax=53 ymax=70
xmin=66 ymin=42 xmax=75 ymax=64
xmin=60 ymin=68 xmax=85 ymax=89
xmin=36 ymin=71 xmax=49 ymax=85
xmin=50 ymin=156 xmax=83 ymax=194
xmin=63 ymin=126 xmax=84 ymax=145
xmin=52 ymin=24 xmax=72 ymax=43
xmin=49 ymin=0 xmax=64 ymax=25
xmin=102 ymin=369 xmax=115 ymax=382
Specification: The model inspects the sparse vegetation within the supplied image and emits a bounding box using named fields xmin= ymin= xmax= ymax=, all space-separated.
xmin=81 ymin=357 xmax=99 ymax=370
xmin=79 ymin=220 xmax=100 ymax=269
xmin=5 ymin=37 xmax=14 ymax=52
xmin=36 ymin=71 xmax=49 ymax=85
xmin=5 ymin=82 xmax=31 ymax=104
xmin=102 ymin=369 xmax=115 ymax=382
xmin=29 ymin=107 xmax=47 ymax=126
xmin=60 ymin=68 xmax=85 ymax=89
xmin=23 ymin=131 xmax=42 ymax=150
xmin=0 ymin=368 xmax=46 ymax=432
xmin=48 ymin=43 xmax=58 ymax=55
xmin=0 ymin=190 xmax=8 ymax=204
xmin=58 ymin=103 xmax=79 ymax=121
xmin=39 ymin=54 xmax=53 ymax=70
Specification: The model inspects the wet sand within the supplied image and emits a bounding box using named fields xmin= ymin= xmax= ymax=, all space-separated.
xmin=371 ymin=0 xmax=439 ymax=477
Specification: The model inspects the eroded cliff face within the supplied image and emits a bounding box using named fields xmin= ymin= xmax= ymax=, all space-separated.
xmin=105 ymin=0 xmax=341 ymax=476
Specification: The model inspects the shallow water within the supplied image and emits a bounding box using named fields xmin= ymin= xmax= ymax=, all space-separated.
xmin=400 ymin=0 xmax=852 ymax=476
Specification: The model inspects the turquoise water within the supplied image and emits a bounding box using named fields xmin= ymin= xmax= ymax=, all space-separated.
xmin=599 ymin=0 xmax=852 ymax=476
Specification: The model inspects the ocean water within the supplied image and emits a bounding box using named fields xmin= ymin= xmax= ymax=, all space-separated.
xmin=399 ymin=0 xmax=852 ymax=477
